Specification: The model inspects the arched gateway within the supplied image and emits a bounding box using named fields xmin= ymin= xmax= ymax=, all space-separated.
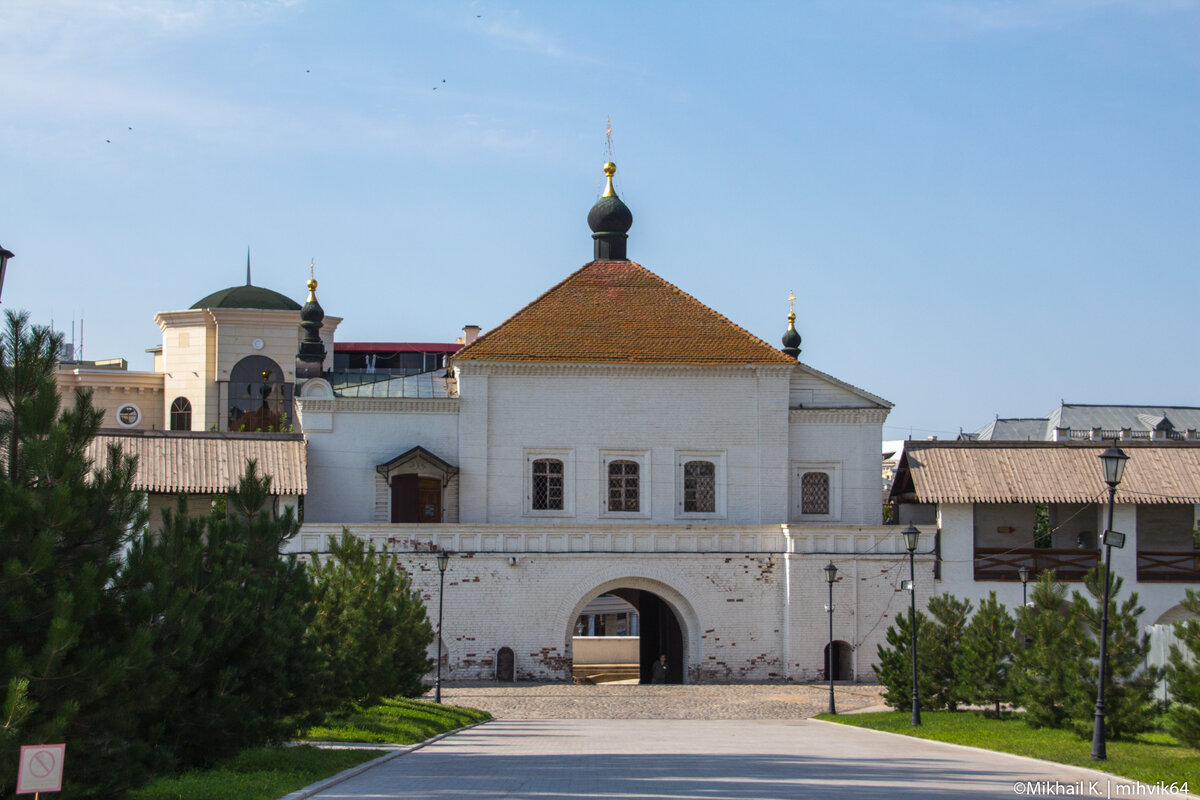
xmin=562 ymin=574 xmax=700 ymax=684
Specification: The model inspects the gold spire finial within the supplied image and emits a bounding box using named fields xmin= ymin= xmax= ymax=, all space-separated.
xmin=602 ymin=160 xmax=617 ymax=198
xmin=605 ymin=116 xmax=613 ymax=159
xmin=306 ymin=259 xmax=318 ymax=301
xmin=787 ymin=290 xmax=796 ymax=323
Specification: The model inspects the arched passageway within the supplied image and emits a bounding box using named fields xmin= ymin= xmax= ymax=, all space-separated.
xmin=824 ymin=640 xmax=853 ymax=681
xmin=569 ymin=585 xmax=688 ymax=684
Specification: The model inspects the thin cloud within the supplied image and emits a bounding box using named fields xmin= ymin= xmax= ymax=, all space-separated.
xmin=933 ymin=0 xmax=1198 ymax=32
xmin=473 ymin=11 xmax=602 ymax=65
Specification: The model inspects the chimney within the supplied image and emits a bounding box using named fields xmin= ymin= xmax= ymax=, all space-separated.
xmin=462 ymin=325 xmax=481 ymax=345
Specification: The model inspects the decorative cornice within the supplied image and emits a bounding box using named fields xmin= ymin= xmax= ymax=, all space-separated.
xmin=790 ymin=407 xmax=890 ymax=424
xmin=299 ymin=397 xmax=459 ymax=414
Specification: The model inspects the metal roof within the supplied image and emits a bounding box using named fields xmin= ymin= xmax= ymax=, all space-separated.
xmin=86 ymin=430 xmax=306 ymax=495
xmin=893 ymin=440 xmax=1200 ymax=504
xmin=329 ymin=370 xmax=454 ymax=399
xmin=1050 ymin=404 xmax=1200 ymax=433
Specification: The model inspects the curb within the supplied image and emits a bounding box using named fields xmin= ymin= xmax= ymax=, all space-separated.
xmin=278 ymin=720 xmax=492 ymax=800
xmin=807 ymin=717 xmax=1200 ymax=800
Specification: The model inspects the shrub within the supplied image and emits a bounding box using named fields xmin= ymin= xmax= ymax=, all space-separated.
xmin=954 ymin=591 xmax=1016 ymax=717
xmin=1164 ymin=589 xmax=1200 ymax=749
xmin=308 ymin=530 xmax=434 ymax=709
xmin=1013 ymin=571 xmax=1085 ymax=729
xmin=1066 ymin=567 xmax=1161 ymax=740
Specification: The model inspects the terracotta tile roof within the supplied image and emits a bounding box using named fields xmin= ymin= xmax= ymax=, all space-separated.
xmin=86 ymin=431 xmax=307 ymax=495
xmin=894 ymin=440 xmax=1200 ymax=504
xmin=453 ymin=260 xmax=796 ymax=365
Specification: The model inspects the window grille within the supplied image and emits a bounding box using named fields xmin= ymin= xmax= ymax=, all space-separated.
xmin=683 ymin=460 xmax=716 ymax=513
xmin=608 ymin=460 xmax=639 ymax=512
xmin=531 ymin=458 xmax=564 ymax=511
xmin=801 ymin=471 xmax=830 ymax=515
xmin=170 ymin=396 xmax=192 ymax=431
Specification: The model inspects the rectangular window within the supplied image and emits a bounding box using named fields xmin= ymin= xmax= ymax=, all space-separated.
xmin=600 ymin=450 xmax=650 ymax=518
xmin=801 ymin=472 xmax=830 ymax=515
xmin=524 ymin=449 xmax=574 ymax=517
xmin=683 ymin=460 xmax=716 ymax=513
xmin=532 ymin=458 xmax=564 ymax=510
xmin=675 ymin=451 xmax=726 ymax=519
xmin=791 ymin=462 xmax=841 ymax=522
xmin=608 ymin=460 xmax=640 ymax=512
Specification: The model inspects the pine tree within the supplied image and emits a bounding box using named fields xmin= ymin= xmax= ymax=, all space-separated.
xmin=0 ymin=311 xmax=152 ymax=797
xmin=925 ymin=594 xmax=973 ymax=711
xmin=1165 ymin=589 xmax=1200 ymax=749
xmin=1067 ymin=567 xmax=1162 ymax=740
xmin=309 ymin=530 xmax=434 ymax=709
xmin=1013 ymin=571 xmax=1085 ymax=729
xmin=119 ymin=464 xmax=326 ymax=768
xmin=874 ymin=608 xmax=937 ymax=711
xmin=954 ymin=591 xmax=1016 ymax=717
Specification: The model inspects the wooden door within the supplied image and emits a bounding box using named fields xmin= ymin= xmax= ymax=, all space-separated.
xmin=417 ymin=477 xmax=442 ymax=522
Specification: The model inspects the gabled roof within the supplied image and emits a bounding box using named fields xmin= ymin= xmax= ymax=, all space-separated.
xmin=453 ymin=260 xmax=796 ymax=365
xmin=891 ymin=440 xmax=1200 ymax=504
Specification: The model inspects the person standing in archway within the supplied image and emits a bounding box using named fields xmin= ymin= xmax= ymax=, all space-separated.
xmin=651 ymin=654 xmax=668 ymax=684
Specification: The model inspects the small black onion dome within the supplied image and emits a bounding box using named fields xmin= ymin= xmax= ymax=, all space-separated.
xmin=587 ymin=194 xmax=633 ymax=234
xmin=782 ymin=302 xmax=801 ymax=359
xmin=301 ymin=278 xmax=324 ymax=323
xmin=298 ymin=277 xmax=326 ymax=364
xmin=588 ymin=162 xmax=632 ymax=260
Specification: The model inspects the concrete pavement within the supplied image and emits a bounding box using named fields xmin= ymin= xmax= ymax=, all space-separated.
xmin=301 ymin=718 xmax=1177 ymax=800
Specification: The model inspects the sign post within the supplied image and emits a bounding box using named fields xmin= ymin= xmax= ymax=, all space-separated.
xmin=17 ymin=744 xmax=65 ymax=796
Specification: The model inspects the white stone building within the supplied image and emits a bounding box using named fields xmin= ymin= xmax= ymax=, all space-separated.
xmin=889 ymin=439 xmax=1200 ymax=632
xmin=288 ymin=163 xmax=929 ymax=684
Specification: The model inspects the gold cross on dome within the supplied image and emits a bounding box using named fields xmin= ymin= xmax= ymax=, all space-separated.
xmin=788 ymin=291 xmax=796 ymax=315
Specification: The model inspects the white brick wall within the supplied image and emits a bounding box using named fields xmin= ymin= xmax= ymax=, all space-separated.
xmin=289 ymin=523 xmax=933 ymax=683
xmin=936 ymin=502 xmax=1194 ymax=630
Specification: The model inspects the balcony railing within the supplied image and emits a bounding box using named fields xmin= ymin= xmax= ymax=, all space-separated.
xmin=1137 ymin=551 xmax=1200 ymax=583
xmin=974 ymin=547 xmax=1100 ymax=582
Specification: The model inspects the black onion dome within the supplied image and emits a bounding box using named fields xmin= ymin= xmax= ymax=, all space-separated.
xmin=587 ymin=194 xmax=633 ymax=235
xmin=301 ymin=280 xmax=324 ymax=323
xmin=588 ymin=162 xmax=632 ymax=260
xmin=782 ymin=325 xmax=801 ymax=351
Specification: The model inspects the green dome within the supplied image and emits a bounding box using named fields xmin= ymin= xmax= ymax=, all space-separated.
xmin=190 ymin=285 xmax=301 ymax=311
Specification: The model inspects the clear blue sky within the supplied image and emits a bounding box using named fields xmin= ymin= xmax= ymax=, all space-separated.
xmin=2 ymin=1 xmax=1197 ymax=439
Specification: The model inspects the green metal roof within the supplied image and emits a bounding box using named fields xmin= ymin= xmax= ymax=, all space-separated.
xmin=190 ymin=285 xmax=301 ymax=311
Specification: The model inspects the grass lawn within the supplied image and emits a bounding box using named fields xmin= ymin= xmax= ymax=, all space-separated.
xmin=302 ymin=695 xmax=492 ymax=744
xmin=129 ymin=696 xmax=491 ymax=800
xmin=818 ymin=711 xmax=1199 ymax=788
xmin=127 ymin=745 xmax=380 ymax=800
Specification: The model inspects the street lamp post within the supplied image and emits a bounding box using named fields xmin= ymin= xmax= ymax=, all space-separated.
xmin=1018 ymin=564 xmax=1031 ymax=607
xmin=902 ymin=524 xmax=921 ymax=727
xmin=823 ymin=562 xmax=838 ymax=714
xmin=1092 ymin=446 xmax=1128 ymax=760
xmin=0 ymin=246 xmax=13 ymax=304
xmin=435 ymin=550 xmax=450 ymax=704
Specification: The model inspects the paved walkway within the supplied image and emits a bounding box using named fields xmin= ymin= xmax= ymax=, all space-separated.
xmin=423 ymin=682 xmax=886 ymax=719
xmin=302 ymin=718 xmax=1164 ymax=800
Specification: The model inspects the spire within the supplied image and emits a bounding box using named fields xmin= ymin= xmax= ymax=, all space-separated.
xmin=587 ymin=161 xmax=632 ymax=260
xmin=782 ymin=290 xmax=802 ymax=358
xmin=297 ymin=259 xmax=326 ymax=378
xmin=246 ymin=247 xmax=252 ymax=286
